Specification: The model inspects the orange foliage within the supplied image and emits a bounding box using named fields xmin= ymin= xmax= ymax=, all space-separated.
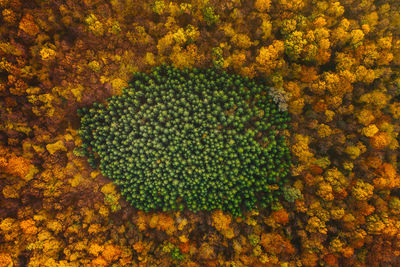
xmin=0 ymin=154 xmax=32 ymax=179
xmin=20 ymin=219 xmax=38 ymax=235
xmin=260 ymin=233 xmax=294 ymax=255
xmin=18 ymin=14 xmax=39 ymax=36
xmin=0 ymin=253 xmax=13 ymax=267
xmin=370 ymin=132 xmax=391 ymax=150
xmin=373 ymin=163 xmax=400 ymax=190
xmin=91 ymin=256 xmax=108 ymax=266
xmin=102 ymin=244 xmax=122 ymax=262
xmin=157 ymin=214 xmax=176 ymax=233
xmin=301 ymin=251 xmax=319 ymax=267
xmin=323 ymin=253 xmax=338 ymax=266
xmin=271 ymin=209 xmax=289 ymax=225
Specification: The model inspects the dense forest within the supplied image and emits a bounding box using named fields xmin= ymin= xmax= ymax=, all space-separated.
xmin=0 ymin=0 xmax=399 ymax=266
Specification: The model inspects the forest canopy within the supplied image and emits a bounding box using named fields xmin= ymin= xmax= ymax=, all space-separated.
xmin=0 ymin=0 xmax=399 ymax=266
xmin=76 ymin=65 xmax=291 ymax=216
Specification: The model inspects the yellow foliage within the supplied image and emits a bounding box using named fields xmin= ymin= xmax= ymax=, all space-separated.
xmin=69 ymin=173 xmax=84 ymax=187
xmin=28 ymin=93 xmax=55 ymax=117
xmin=352 ymin=180 xmax=374 ymax=201
xmin=179 ymin=235 xmax=188 ymax=243
xmin=278 ymin=0 xmax=304 ymax=11
xmin=313 ymin=157 xmax=331 ymax=169
xmin=313 ymin=17 xmax=327 ymax=28
xmin=221 ymin=23 xmax=235 ymax=38
xmin=362 ymin=124 xmax=379 ymax=137
xmin=231 ymin=33 xmax=253 ymax=49
xmin=291 ymin=134 xmax=314 ymax=163
xmin=378 ymin=36 xmax=392 ymax=50
xmin=363 ymin=11 xmax=379 ymax=30
xmin=343 ymin=161 xmax=353 ymax=171
xmin=1 ymin=0 xmax=399 ymax=264
xmin=33 ymin=211 xmax=48 ymax=223
xmin=330 ymin=238 xmax=344 ymax=252
xmin=101 ymin=183 xmax=117 ymax=195
xmin=98 ymin=205 xmax=109 ymax=217
xmin=259 ymin=16 xmax=272 ymax=39
xmin=330 ymin=207 xmax=345 ymax=220
xmin=39 ymin=47 xmax=56 ymax=61
xmin=350 ymin=29 xmax=364 ymax=47
xmin=212 ymin=210 xmax=235 ymax=239
xmin=306 ymin=216 xmax=327 ymax=234
xmin=356 ymin=109 xmax=375 ymax=126
xmin=90 ymin=170 xmax=101 ymax=179
xmin=111 ymin=78 xmax=128 ymax=96
xmin=310 ymin=79 xmax=326 ymax=95
xmin=46 ymin=140 xmax=67 ymax=155
xmin=317 ymin=124 xmax=332 ymax=138
xmin=255 ymin=40 xmax=285 ymax=75
xmin=73 ymin=241 xmax=87 ymax=251
xmin=366 ymin=214 xmax=385 ymax=235
xmin=389 ymin=197 xmax=400 ymax=215
xmin=126 ymin=26 xmax=152 ymax=46
xmin=314 ymin=27 xmax=330 ymax=42
xmin=316 ymin=182 xmax=334 ymax=201
xmin=145 ymin=52 xmax=156 ymax=66
xmin=390 ymin=102 xmax=400 ymax=119
xmin=254 ymin=0 xmax=271 ymax=12
xmin=323 ymin=72 xmax=351 ymax=96
xmin=172 ymin=28 xmax=187 ymax=45
xmin=0 ymin=218 xmax=15 ymax=233
xmin=184 ymin=25 xmax=200 ymax=42
xmin=71 ymin=84 xmax=85 ymax=102
xmin=324 ymin=167 xmax=348 ymax=191
xmin=38 ymin=236 xmax=61 ymax=257
xmin=85 ymin=14 xmax=104 ymax=36
xmin=359 ymin=90 xmax=390 ymax=107
xmin=284 ymin=31 xmax=308 ymax=60
xmin=178 ymin=218 xmax=188 ymax=231
xmin=46 ymin=220 xmax=63 ymax=234
xmin=324 ymin=110 xmax=335 ymax=122
xmin=344 ymin=145 xmax=361 ymax=160
xmin=170 ymin=44 xmax=202 ymax=69
xmin=307 ymin=200 xmax=330 ymax=222
xmin=157 ymin=32 xmax=175 ymax=55
xmin=355 ymin=66 xmax=375 ymax=84
xmin=335 ymin=52 xmax=355 ymax=71
xmin=152 ymin=0 xmax=165 ymax=15
xmin=88 ymin=60 xmax=101 ymax=72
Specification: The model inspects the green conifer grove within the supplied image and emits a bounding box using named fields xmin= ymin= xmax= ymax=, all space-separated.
xmin=77 ymin=65 xmax=291 ymax=216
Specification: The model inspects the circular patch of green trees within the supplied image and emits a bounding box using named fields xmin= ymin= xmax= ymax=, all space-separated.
xmin=77 ymin=65 xmax=291 ymax=216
